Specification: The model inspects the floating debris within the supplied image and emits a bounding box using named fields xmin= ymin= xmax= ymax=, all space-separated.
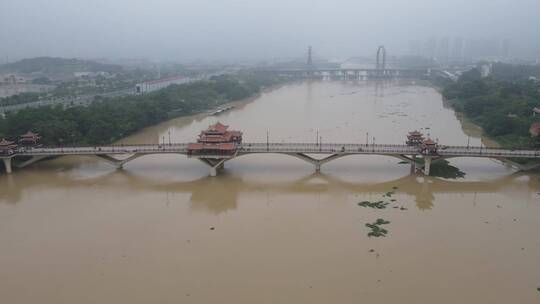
xmin=358 ymin=200 xmax=389 ymax=209
xmin=366 ymin=219 xmax=391 ymax=237
xmin=375 ymin=219 xmax=390 ymax=225
xmin=383 ymin=191 xmax=395 ymax=197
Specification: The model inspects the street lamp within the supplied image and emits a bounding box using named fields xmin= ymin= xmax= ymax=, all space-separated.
xmin=366 ymin=132 xmax=369 ymax=146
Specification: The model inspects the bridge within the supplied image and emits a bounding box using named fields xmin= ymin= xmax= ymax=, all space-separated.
xmin=264 ymin=67 xmax=430 ymax=80
xmin=258 ymin=45 xmax=433 ymax=80
xmin=3 ymin=142 xmax=540 ymax=176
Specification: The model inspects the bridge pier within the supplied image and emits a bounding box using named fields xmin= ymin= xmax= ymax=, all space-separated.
xmin=423 ymin=156 xmax=432 ymax=176
xmin=95 ymin=154 xmax=145 ymax=169
xmin=198 ymin=158 xmax=227 ymax=177
xmin=292 ymin=153 xmax=348 ymax=172
xmin=410 ymin=155 xmax=417 ymax=174
xmin=2 ymin=158 xmax=12 ymax=174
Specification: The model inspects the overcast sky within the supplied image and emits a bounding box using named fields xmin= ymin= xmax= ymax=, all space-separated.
xmin=1 ymin=0 xmax=539 ymax=62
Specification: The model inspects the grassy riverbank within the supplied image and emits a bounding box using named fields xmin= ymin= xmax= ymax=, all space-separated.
xmin=0 ymin=73 xmax=289 ymax=145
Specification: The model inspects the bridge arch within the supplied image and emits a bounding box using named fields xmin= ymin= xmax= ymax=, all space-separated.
xmin=235 ymin=151 xmax=420 ymax=173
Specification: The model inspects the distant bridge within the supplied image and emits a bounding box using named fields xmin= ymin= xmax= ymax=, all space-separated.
xmin=264 ymin=67 xmax=430 ymax=79
xmin=2 ymin=142 xmax=540 ymax=176
xmin=258 ymin=45 xmax=435 ymax=79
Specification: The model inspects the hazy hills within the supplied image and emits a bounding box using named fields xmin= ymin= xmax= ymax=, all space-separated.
xmin=0 ymin=57 xmax=123 ymax=80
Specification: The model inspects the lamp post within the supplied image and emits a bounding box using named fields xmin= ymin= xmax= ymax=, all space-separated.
xmin=366 ymin=132 xmax=369 ymax=146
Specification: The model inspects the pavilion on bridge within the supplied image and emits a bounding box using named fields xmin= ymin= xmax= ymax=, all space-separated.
xmin=19 ymin=131 xmax=41 ymax=147
xmin=406 ymin=130 xmax=425 ymax=146
xmin=421 ymin=138 xmax=438 ymax=155
xmin=0 ymin=138 xmax=17 ymax=156
xmin=187 ymin=122 xmax=243 ymax=156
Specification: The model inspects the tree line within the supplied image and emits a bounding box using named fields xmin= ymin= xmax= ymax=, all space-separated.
xmin=442 ymin=66 xmax=540 ymax=147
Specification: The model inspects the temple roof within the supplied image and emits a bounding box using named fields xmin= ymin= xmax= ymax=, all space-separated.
xmin=20 ymin=131 xmax=40 ymax=139
xmin=408 ymin=130 xmax=423 ymax=136
xmin=0 ymin=138 xmax=16 ymax=146
xmin=208 ymin=122 xmax=229 ymax=133
xmin=423 ymin=138 xmax=437 ymax=145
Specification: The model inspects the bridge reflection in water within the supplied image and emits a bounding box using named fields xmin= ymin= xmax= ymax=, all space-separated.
xmin=1 ymin=168 xmax=538 ymax=212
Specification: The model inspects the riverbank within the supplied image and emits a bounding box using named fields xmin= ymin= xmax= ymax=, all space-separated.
xmin=0 ymin=74 xmax=289 ymax=146
xmin=440 ymin=69 xmax=540 ymax=149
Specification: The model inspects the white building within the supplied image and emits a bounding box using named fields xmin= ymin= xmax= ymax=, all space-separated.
xmin=135 ymin=76 xmax=191 ymax=94
xmin=480 ymin=63 xmax=492 ymax=78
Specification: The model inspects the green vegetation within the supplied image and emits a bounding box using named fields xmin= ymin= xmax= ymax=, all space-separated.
xmin=442 ymin=65 xmax=540 ymax=148
xmin=358 ymin=200 xmax=389 ymax=209
xmin=398 ymin=159 xmax=466 ymax=179
xmin=366 ymin=219 xmax=390 ymax=237
xmin=0 ymin=92 xmax=44 ymax=106
xmin=0 ymin=74 xmax=287 ymax=145
xmin=429 ymin=159 xmax=466 ymax=179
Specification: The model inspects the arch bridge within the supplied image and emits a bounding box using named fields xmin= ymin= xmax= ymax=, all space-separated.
xmin=2 ymin=142 xmax=540 ymax=177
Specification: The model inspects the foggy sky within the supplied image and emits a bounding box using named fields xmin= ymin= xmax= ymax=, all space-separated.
xmin=1 ymin=0 xmax=539 ymax=62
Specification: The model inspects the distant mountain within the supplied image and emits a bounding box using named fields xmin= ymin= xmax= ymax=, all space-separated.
xmin=0 ymin=57 xmax=123 ymax=79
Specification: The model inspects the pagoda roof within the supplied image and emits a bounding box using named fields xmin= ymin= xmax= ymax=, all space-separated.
xmin=408 ymin=130 xmax=423 ymax=136
xmin=0 ymin=138 xmax=16 ymax=146
xmin=207 ymin=122 xmax=229 ymax=133
xmin=20 ymin=131 xmax=40 ymax=138
xmin=423 ymin=138 xmax=437 ymax=145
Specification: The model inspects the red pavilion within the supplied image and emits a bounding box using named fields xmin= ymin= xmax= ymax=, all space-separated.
xmin=187 ymin=122 xmax=243 ymax=156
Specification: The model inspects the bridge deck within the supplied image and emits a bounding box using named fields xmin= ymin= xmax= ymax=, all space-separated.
xmin=7 ymin=142 xmax=540 ymax=159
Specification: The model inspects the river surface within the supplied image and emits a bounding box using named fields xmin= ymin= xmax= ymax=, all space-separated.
xmin=1 ymin=80 xmax=540 ymax=303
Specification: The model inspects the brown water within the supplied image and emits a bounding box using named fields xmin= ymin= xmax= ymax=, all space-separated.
xmin=1 ymin=80 xmax=540 ymax=303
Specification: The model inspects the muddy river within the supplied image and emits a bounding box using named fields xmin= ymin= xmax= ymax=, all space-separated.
xmin=1 ymin=80 xmax=539 ymax=303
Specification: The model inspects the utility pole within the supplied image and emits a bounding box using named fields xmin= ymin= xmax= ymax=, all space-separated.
xmin=168 ymin=130 xmax=171 ymax=145
xmin=316 ymin=130 xmax=319 ymax=145
xmin=366 ymin=132 xmax=369 ymax=146
xmin=266 ymin=130 xmax=269 ymax=151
